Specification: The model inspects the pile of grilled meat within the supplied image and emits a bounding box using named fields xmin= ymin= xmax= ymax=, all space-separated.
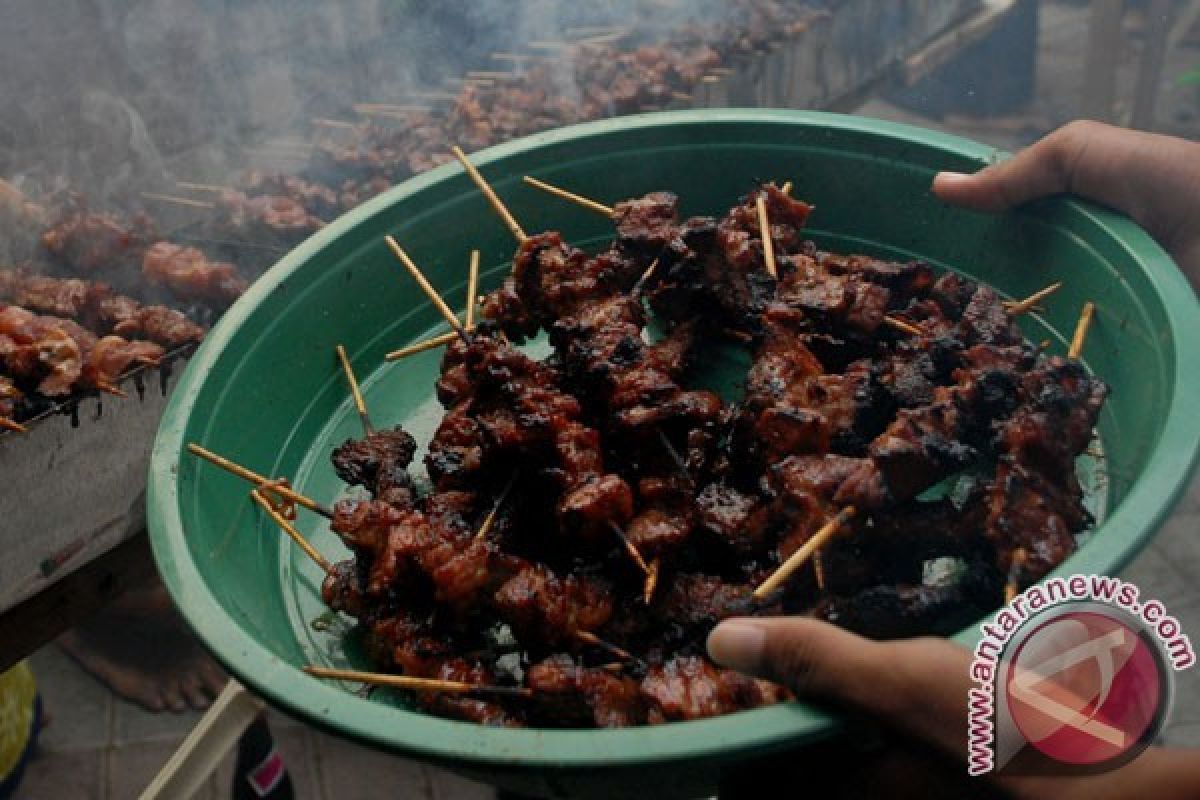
xmin=317 ymin=183 xmax=1107 ymax=728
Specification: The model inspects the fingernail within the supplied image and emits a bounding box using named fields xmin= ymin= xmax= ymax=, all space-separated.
xmin=933 ymin=171 xmax=971 ymax=188
xmin=707 ymin=620 xmax=766 ymax=673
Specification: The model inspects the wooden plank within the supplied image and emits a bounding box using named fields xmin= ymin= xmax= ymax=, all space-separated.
xmin=0 ymin=532 xmax=155 ymax=672
xmin=1083 ymin=0 xmax=1125 ymax=122
xmin=902 ymin=0 xmax=1020 ymax=87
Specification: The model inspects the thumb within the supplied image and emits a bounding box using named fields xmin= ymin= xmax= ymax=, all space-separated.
xmin=708 ymin=617 xmax=973 ymax=755
xmin=707 ymin=616 xmax=896 ymax=706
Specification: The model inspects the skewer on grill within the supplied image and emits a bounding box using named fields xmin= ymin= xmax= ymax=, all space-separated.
xmin=304 ymin=666 xmax=533 ymax=698
xmin=755 ymin=194 xmax=778 ymax=279
xmin=1005 ymin=281 xmax=1063 ymax=315
xmin=176 ymin=181 xmax=229 ymax=193
xmin=187 ymin=443 xmax=334 ymax=520
xmin=753 ymin=507 xmax=856 ymax=599
xmin=140 ymin=192 xmax=216 ymax=210
xmin=1068 ymin=301 xmax=1096 ymax=360
xmin=251 ymin=488 xmax=334 ymax=574
xmin=384 ymin=237 xmax=472 ymax=345
xmin=335 ymin=344 xmax=374 ymax=435
xmin=451 ymin=146 xmax=527 ymax=243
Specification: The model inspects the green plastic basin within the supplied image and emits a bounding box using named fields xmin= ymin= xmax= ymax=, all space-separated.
xmin=147 ymin=110 xmax=1200 ymax=798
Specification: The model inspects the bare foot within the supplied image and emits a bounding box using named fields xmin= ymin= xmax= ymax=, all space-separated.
xmin=58 ymin=577 xmax=226 ymax=712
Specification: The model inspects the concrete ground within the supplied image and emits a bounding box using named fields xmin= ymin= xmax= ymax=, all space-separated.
xmin=12 ymin=2 xmax=1200 ymax=798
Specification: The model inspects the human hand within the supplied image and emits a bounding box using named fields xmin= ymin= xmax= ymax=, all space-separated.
xmin=707 ymin=617 xmax=1200 ymax=799
xmin=931 ymin=121 xmax=1200 ymax=286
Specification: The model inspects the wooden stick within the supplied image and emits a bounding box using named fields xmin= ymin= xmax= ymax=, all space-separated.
xmin=251 ymin=489 xmax=334 ymax=574
xmin=384 ymin=331 xmax=458 ymax=361
xmin=574 ymin=630 xmax=634 ymax=661
xmin=465 ymin=250 xmax=481 ymax=331
xmin=522 ymin=176 xmax=613 ymax=217
xmin=1005 ymin=281 xmax=1063 ymax=315
xmin=631 ymin=259 xmax=659 ymax=295
xmin=384 ymin=236 xmax=470 ymax=343
xmin=451 ymin=146 xmax=527 ymax=242
xmin=335 ymin=344 xmax=373 ymax=435
xmin=141 ymin=192 xmax=215 ymax=210
xmin=781 ymin=181 xmax=793 ymax=195
xmin=473 ymin=475 xmax=517 ymax=542
xmin=753 ymin=507 xmax=856 ymax=599
xmin=608 ymin=521 xmax=650 ymax=577
xmin=352 ymin=103 xmax=432 ymax=114
xmin=187 ymin=443 xmax=333 ymax=520
xmin=304 ymin=666 xmax=532 ymax=697
xmin=1068 ymin=301 xmax=1096 ymax=360
xmin=0 ymin=417 xmax=27 ymax=433
xmin=176 ymin=181 xmax=228 ymax=193
xmin=312 ymin=118 xmax=357 ymax=129
xmin=643 ymin=558 xmax=660 ymax=605
xmin=756 ymin=194 xmax=778 ymax=279
xmin=883 ymin=316 xmax=923 ymax=337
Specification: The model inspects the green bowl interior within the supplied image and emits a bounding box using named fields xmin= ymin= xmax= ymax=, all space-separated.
xmin=148 ymin=111 xmax=1200 ymax=776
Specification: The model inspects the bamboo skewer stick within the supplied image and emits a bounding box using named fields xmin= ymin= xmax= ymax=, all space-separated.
xmin=335 ymin=344 xmax=373 ymax=435
xmin=1004 ymin=281 xmax=1063 ymax=315
xmin=251 ymin=489 xmax=334 ymax=574
xmin=465 ymin=250 xmax=481 ymax=331
xmin=781 ymin=181 xmax=793 ymax=195
xmin=643 ymin=558 xmax=660 ymax=605
xmin=574 ymin=630 xmax=635 ymax=661
xmin=473 ymin=475 xmax=517 ymax=542
xmin=384 ymin=331 xmax=458 ymax=361
xmin=176 ymin=181 xmax=228 ymax=193
xmin=756 ymin=194 xmax=778 ymax=279
xmin=141 ymin=192 xmax=215 ymax=210
xmin=451 ymin=146 xmax=527 ymax=243
xmin=753 ymin=507 xmax=856 ymax=599
xmin=312 ymin=118 xmax=357 ymax=130
xmin=1068 ymin=302 xmax=1096 ymax=360
xmin=304 ymin=666 xmax=533 ymax=697
xmin=883 ymin=316 xmax=923 ymax=337
xmin=631 ymin=259 xmax=659 ymax=296
xmin=522 ymin=176 xmax=613 ymax=217
xmin=352 ymin=103 xmax=432 ymax=114
xmin=187 ymin=443 xmax=333 ymax=520
xmin=608 ymin=521 xmax=651 ymax=577
xmin=384 ymin=236 xmax=471 ymax=343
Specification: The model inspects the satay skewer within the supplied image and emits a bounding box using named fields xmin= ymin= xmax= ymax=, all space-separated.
xmin=251 ymin=489 xmax=334 ymax=574
xmin=753 ymin=507 xmax=857 ymax=599
xmin=451 ymin=146 xmax=528 ymax=243
xmin=335 ymin=344 xmax=374 ymax=435
xmin=176 ymin=181 xmax=229 ymax=193
xmin=140 ymin=192 xmax=216 ymax=210
xmin=473 ymin=474 xmax=518 ymax=541
xmin=304 ymin=666 xmax=533 ymax=698
xmin=465 ymin=250 xmax=481 ymax=331
xmin=1068 ymin=301 xmax=1096 ymax=360
xmin=756 ymin=194 xmax=778 ymax=279
xmin=187 ymin=443 xmax=334 ymax=520
xmin=385 ymin=331 xmax=458 ymax=361
xmin=607 ymin=521 xmax=651 ymax=577
xmin=574 ymin=630 xmax=636 ymax=662
xmin=522 ymin=178 xmax=925 ymax=335
xmin=1004 ymin=281 xmax=1063 ymax=315
xmin=522 ymin=176 xmax=613 ymax=217
xmin=883 ymin=317 xmax=924 ymax=337
xmin=384 ymin=236 xmax=472 ymax=345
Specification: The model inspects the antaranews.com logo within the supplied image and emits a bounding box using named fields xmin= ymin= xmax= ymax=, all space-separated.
xmin=967 ymin=574 xmax=1194 ymax=775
